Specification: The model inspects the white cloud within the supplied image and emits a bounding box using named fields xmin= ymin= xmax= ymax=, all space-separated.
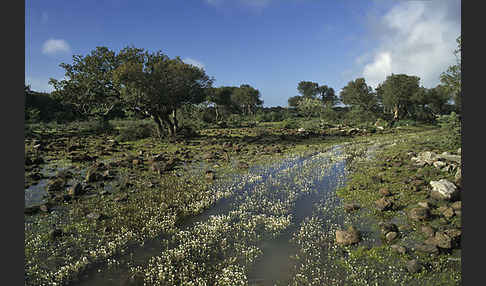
xmin=359 ymin=0 xmax=460 ymax=89
xmin=182 ymin=58 xmax=205 ymax=69
xmin=42 ymin=38 xmax=71 ymax=55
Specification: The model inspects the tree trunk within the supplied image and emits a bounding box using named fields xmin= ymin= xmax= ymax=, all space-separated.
xmin=152 ymin=115 xmax=164 ymax=139
xmin=393 ymin=105 xmax=399 ymax=121
xmin=172 ymin=109 xmax=178 ymax=135
xmin=215 ymin=105 xmax=219 ymax=121
xmin=160 ymin=112 xmax=176 ymax=138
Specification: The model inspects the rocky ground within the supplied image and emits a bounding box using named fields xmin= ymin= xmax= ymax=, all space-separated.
xmin=24 ymin=122 xmax=460 ymax=285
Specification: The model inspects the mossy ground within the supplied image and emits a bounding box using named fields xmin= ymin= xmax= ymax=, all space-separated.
xmin=24 ymin=120 xmax=460 ymax=285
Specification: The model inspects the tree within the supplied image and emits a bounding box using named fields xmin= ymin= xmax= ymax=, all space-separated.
xmin=288 ymin=95 xmax=303 ymax=108
xmin=297 ymin=81 xmax=319 ymax=98
xmin=340 ymin=78 xmax=378 ymax=112
xmin=378 ymin=74 xmax=420 ymax=121
xmin=317 ymin=85 xmax=338 ymax=107
xmin=207 ymin=86 xmax=235 ymax=121
xmin=296 ymin=97 xmax=323 ymax=120
xmin=49 ymin=46 xmax=121 ymax=121
xmin=113 ymin=47 xmax=213 ymax=137
xmin=440 ymin=35 xmax=461 ymax=112
xmin=230 ymin=84 xmax=263 ymax=115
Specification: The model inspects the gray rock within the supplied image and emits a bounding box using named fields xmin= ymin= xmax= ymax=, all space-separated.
xmin=335 ymin=226 xmax=360 ymax=246
xmin=415 ymin=243 xmax=439 ymax=254
xmin=375 ymin=197 xmax=393 ymax=211
xmin=390 ymin=244 xmax=407 ymax=254
xmin=406 ymin=259 xmax=422 ymax=273
xmin=343 ymin=203 xmax=361 ymax=212
xmin=379 ymin=222 xmax=398 ymax=235
xmin=430 ymin=179 xmax=458 ymax=200
xmin=385 ymin=231 xmax=398 ymax=243
xmin=451 ymin=201 xmax=461 ymax=211
xmin=434 ymin=231 xmax=452 ymax=249
xmin=408 ymin=207 xmax=430 ymax=221
xmin=437 ymin=153 xmax=461 ymax=164
xmin=421 ymin=225 xmax=435 ymax=237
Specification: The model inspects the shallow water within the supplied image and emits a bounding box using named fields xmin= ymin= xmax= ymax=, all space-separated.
xmin=71 ymin=145 xmax=350 ymax=285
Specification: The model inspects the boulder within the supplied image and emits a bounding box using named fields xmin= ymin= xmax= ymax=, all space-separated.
xmin=437 ymin=153 xmax=461 ymax=164
xmin=408 ymin=207 xmax=430 ymax=221
xmin=411 ymin=151 xmax=438 ymax=166
xmin=390 ymin=244 xmax=407 ymax=254
xmin=378 ymin=222 xmax=398 ymax=236
xmin=375 ymin=197 xmax=393 ymax=211
xmin=434 ymin=231 xmax=453 ymax=249
xmin=451 ymin=201 xmax=461 ymax=211
xmin=335 ymin=226 xmax=360 ymax=246
xmin=343 ymin=203 xmax=361 ymax=213
xmin=406 ymin=259 xmax=422 ymax=274
xmin=421 ymin=225 xmax=435 ymax=237
xmin=430 ymin=179 xmax=458 ymax=201
xmin=385 ymin=231 xmax=399 ymax=243
xmin=415 ymin=243 xmax=439 ymax=254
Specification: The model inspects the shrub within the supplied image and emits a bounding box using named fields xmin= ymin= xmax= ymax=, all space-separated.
xmin=436 ymin=112 xmax=461 ymax=150
xmin=279 ymin=118 xmax=299 ymax=129
xmin=299 ymin=119 xmax=322 ymax=133
xmin=115 ymin=121 xmax=155 ymax=141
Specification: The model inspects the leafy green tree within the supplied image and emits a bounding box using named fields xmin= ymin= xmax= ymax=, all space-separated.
xmin=297 ymin=97 xmax=323 ymax=120
xmin=49 ymin=46 xmax=121 ymax=121
xmin=340 ymin=78 xmax=378 ymax=112
xmin=440 ymin=35 xmax=461 ymax=112
xmin=113 ymin=47 xmax=213 ymax=137
xmin=288 ymin=95 xmax=303 ymax=108
xmin=230 ymin=84 xmax=263 ymax=115
xmin=207 ymin=86 xmax=236 ymax=121
xmin=317 ymin=85 xmax=338 ymax=107
xmin=378 ymin=74 xmax=420 ymax=121
xmin=297 ymin=81 xmax=319 ymax=98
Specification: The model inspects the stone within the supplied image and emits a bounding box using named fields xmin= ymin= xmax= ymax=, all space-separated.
xmin=343 ymin=203 xmax=360 ymax=212
xmin=430 ymin=179 xmax=458 ymax=201
xmin=442 ymin=207 xmax=455 ymax=219
xmin=390 ymin=244 xmax=407 ymax=254
xmin=455 ymin=167 xmax=462 ymax=186
xmin=451 ymin=201 xmax=461 ymax=211
xmin=434 ymin=231 xmax=452 ymax=249
xmin=335 ymin=226 xmax=360 ymax=246
xmin=411 ymin=151 xmax=438 ymax=166
xmin=379 ymin=222 xmax=398 ymax=235
xmin=375 ymin=197 xmax=393 ymax=211
xmin=205 ymin=170 xmax=215 ymax=181
xmin=238 ymin=162 xmax=249 ymax=169
xmin=437 ymin=153 xmax=461 ymax=164
xmin=417 ymin=202 xmax=430 ymax=209
xmin=433 ymin=161 xmax=447 ymax=169
xmin=415 ymin=243 xmax=439 ymax=254
xmin=421 ymin=225 xmax=435 ymax=237
xmin=406 ymin=259 xmax=422 ymax=274
xmin=408 ymin=207 xmax=430 ymax=221
xmin=379 ymin=188 xmax=392 ymax=197
xmin=385 ymin=231 xmax=398 ymax=243
xmin=67 ymin=182 xmax=84 ymax=197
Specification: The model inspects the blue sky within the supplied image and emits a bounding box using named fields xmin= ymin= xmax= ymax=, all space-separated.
xmin=25 ymin=0 xmax=460 ymax=107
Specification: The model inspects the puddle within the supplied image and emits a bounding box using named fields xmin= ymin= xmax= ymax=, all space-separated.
xmin=68 ymin=145 xmax=354 ymax=285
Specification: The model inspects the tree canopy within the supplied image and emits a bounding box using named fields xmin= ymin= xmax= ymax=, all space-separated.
xmin=377 ymin=74 xmax=420 ymax=121
xmin=440 ymin=35 xmax=461 ymax=112
xmin=340 ymin=78 xmax=378 ymax=112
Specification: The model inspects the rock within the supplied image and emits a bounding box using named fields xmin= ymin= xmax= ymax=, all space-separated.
xmin=421 ymin=225 xmax=435 ymax=237
xmin=434 ymin=231 xmax=452 ymax=249
xmin=406 ymin=259 xmax=422 ymax=274
xmin=408 ymin=207 xmax=430 ymax=221
xmin=335 ymin=226 xmax=360 ymax=246
xmin=205 ymin=170 xmax=215 ymax=181
xmin=343 ymin=203 xmax=361 ymax=212
xmin=385 ymin=231 xmax=399 ymax=243
xmin=411 ymin=151 xmax=438 ymax=166
xmin=455 ymin=167 xmax=462 ymax=186
xmin=415 ymin=243 xmax=439 ymax=254
xmin=430 ymin=179 xmax=458 ymax=201
xmin=433 ymin=161 xmax=447 ymax=169
xmin=47 ymin=178 xmax=66 ymax=193
xmin=67 ymin=183 xmax=84 ymax=197
xmin=379 ymin=188 xmax=392 ymax=197
xmin=375 ymin=197 xmax=393 ymax=211
xmin=437 ymin=153 xmax=461 ymax=164
xmin=114 ymin=193 xmax=128 ymax=202
xmin=451 ymin=201 xmax=461 ymax=211
xmin=379 ymin=222 xmax=398 ymax=235
xmin=441 ymin=207 xmax=455 ymax=219
xmin=237 ymin=162 xmax=249 ymax=169
xmin=390 ymin=244 xmax=407 ymax=254
xmin=86 ymin=212 xmax=103 ymax=221
xmin=417 ymin=202 xmax=430 ymax=209
xmin=86 ymin=168 xmax=103 ymax=183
